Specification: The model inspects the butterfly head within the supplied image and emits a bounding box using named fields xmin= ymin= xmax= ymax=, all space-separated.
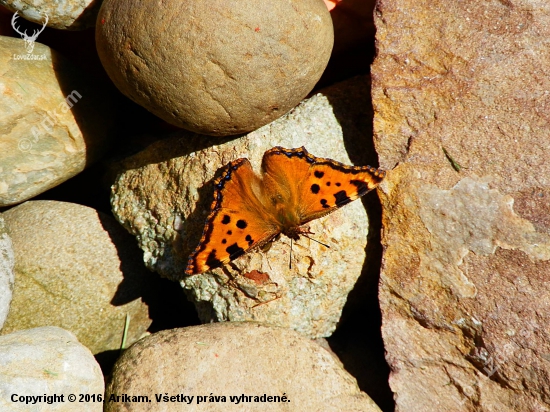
xmin=283 ymin=224 xmax=313 ymax=241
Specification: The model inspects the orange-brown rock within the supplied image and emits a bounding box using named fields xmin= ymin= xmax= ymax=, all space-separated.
xmin=372 ymin=0 xmax=550 ymax=410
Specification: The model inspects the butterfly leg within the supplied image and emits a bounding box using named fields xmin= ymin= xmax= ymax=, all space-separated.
xmin=289 ymin=237 xmax=293 ymax=269
xmin=252 ymin=293 xmax=282 ymax=308
xmin=296 ymin=226 xmax=330 ymax=248
xmin=265 ymin=254 xmax=273 ymax=272
xmin=297 ymin=225 xmax=315 ymax=237
xmin=261 ymin=240 xmax=274 ymax=253
xmin=227 ymin=261 xmax=241 ymax=273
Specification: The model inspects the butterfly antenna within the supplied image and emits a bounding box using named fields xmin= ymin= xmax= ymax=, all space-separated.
xmin=302 ymin=234 xmax=330 ymax=248
xmin=289 ymin=237 xmax=293 ymax=269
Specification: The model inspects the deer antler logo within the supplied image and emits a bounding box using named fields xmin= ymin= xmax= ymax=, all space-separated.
xmin=11 ymin=12 xmax=48 ymax=54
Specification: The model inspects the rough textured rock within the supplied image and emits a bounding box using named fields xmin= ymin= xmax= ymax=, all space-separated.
xmin=372 ymin=0 xmax=550 ymax=410
xmin=0 ymin=36 xmax=115 ymax=207
xmin=1 ymin=201 xmax=153 ymax=354
xmin=106 ymin=322 xmax=381 ymax=412
xmin=1 ymin=0 xmax=100 ymax=30
xmin=0 ymin=216 xmax=14 ymax=330
xmin=96 ymin=0 xmax=333 ymax=136
xmin=111 ymin=76 xmax=380 ymax=338
xmin=0 ymin=327 xmax=104 ymax=412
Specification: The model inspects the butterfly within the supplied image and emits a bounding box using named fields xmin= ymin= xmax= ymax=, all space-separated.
xmin=185 ymin=146 xmax=386 ymax=275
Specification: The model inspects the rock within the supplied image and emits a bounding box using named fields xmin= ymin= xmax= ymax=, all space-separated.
xmin=111 ymin=76 xmax=379 ymax=338
xmin=0 ymin=326 xmax=104 ymax=412
xmin=0 ymin=216 xmax=14 ymax=330
xmin=0 ymin=36 xmax=115 ymax=207
xmin=0 ymin=0 xmax=100 ymax=30
xmin=372 ymin=0 xmax=550 ymax=410
xmin=105 ymin=322 xmax=381 ymax=412
xmin=1 ymin=201 xmax=153 ymax=354
xmin=96 ymin=0 xmax=333 ymax=136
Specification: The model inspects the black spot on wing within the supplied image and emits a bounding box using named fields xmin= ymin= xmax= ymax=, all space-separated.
xmin=314 ymin=170 xmax=324 ymax=178
xmin=350 ymin=179 xmax=369 ymax=197
xmin=320 ymin=198 xmax=329 ymax=208
xmin=245 ymin=234 xmax=254 ymax=246
xmin=221 ymin=215 xmax=230 ymax=224
xmin=336 ymin=182 xmax=341 ymax=187
xmin=236 ymin=219 xmax=247 ymax=229
xmin=334 ymin=190 xmax=351 ymax=206
xmin=326 ymin=181 xmax=331 ymax=186
xmin=222 ymin=239 xmax=227 ymax=244
xmin=227 ymin=230 xmax=232 ymax=235
xmin=205 ymin=250 xmax=222 ymax=269
xmin=311 ymin=184 xmax=320 ymax=194
xmin=226 ymin=243 xmax=245 ymax=259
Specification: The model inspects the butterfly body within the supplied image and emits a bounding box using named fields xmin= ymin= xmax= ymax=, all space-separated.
xmin=185 ymin=146 xmax=386 ymax=275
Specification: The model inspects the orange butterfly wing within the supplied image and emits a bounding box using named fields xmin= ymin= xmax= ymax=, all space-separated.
xmin=185 ymin=147 xmax=386 ymax=275
xmin=261 ymin=147 xmax=386 ymax=225
xmin=185 ymin=158 xmax=280 ymax=275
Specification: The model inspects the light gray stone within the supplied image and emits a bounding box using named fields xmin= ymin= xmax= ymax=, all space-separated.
xmin=111 ymin=76 xmax=380 ymax=338
xmin=0 ymin=326 xmax=104 ymax=412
